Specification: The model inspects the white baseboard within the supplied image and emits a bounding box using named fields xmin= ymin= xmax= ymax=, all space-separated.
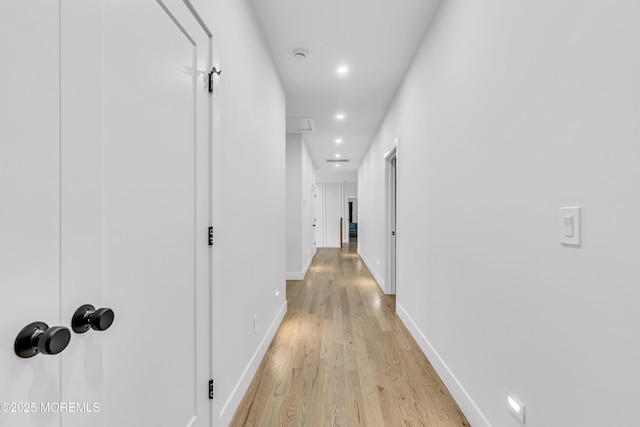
xmin=357 ymin=249 xmax=385 ymax=293
xmin=286 ymin=252 xmax=315 ymax=280
xmin=218 ymin=300 xmax=288 ymax=426
xmin=396 ymin=303 xmax=493 ymax=427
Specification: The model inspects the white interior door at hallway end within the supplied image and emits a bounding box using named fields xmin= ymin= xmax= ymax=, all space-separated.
xmin=1 ymin=1 xmax=212 ymax=426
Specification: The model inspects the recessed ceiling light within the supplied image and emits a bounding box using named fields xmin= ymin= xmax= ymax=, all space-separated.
xmin=335 ymin=154 xmax=341 ymax=158
xmin=337 ymin=66 xmax=349 ymax=74
xmin=335 ymin=114 xmax=345 ymax=120
xmin=336 ymin=138 xmax=343 ymax=144
xmin=335 ymin=164 xmax=340 ymax=167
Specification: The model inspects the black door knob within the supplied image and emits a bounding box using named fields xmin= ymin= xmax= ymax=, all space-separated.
xmin=15 ymin=322 xmax=71 ymax=358
xmin=72 ymin=304 xmax=115 ymax=333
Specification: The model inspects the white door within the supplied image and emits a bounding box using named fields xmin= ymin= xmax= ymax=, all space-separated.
xmin=385 ymin=148 xmax=397 ymax=295
xmin=390 ymin=156 xmax=397 ymax=294
xmin=1 ymin=1 xmax=212 ymax=426
xmin=99 ymin=0 xmax=211 ymax=424
xmin=0 ymin=1 xmax=63 ymax=426
xmin=311 ymin=186 xmax=317 ymax=249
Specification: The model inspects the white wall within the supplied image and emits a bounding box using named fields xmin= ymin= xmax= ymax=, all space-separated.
xmin=358 ymin=2 xmax=640 ymax=427
xmin=190 ymin=0 xmax=287 ymax=424
xmin=286 ymin=135 xmax=302 ymax=274
xmin=301 ymin=140 xmax=317 ymax=270
xmin=286 ymin=133 xmax=316 ymax=279
xmin=358 ymin=135 xmax=389 ymax=289
xmin=316 ymin=169 xmax=357 ymax=183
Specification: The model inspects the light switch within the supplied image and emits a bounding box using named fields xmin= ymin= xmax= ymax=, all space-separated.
xmin=506 ymin=389 xmax=526 ymax=424
xmin=560 ymin=207 xmax=581 ymax=246
xmin=563 ymin=216 xmax=574 ymax=237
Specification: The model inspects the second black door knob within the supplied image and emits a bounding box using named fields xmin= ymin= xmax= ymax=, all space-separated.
xmin=72 ymin=304 xmax=115 ymax=333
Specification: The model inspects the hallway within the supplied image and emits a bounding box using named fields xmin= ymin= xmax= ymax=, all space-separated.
xmin=231 ymin=241 xmax=469 ymax=426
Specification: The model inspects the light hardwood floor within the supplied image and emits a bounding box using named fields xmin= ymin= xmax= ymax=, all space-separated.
xmin=230 ymin=238 xmax=470 ymax=426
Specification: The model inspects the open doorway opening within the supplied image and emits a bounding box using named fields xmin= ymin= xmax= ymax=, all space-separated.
xmin=348 ymin=197 xmax=358 ymax=248
xmin=385 ymin=144 xmax=397 ymax=295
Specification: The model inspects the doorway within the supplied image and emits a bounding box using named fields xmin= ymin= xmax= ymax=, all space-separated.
xmin=347 ymin=197 xmax=358 ymax=250
xmin=385 ymin=144 xmax=397 ymax=295
xmin=348 ymin=196 xmax=358 ymax=234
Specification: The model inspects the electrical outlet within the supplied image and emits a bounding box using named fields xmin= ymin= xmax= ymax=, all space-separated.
xmin=253 ymin=314 xmax=258 ymax=334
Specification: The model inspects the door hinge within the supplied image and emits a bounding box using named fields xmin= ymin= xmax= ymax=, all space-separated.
xmin=208 ymin=67 xmax=221 ymax=93
xmin=209 ymin=379 xmax=214 ymax=399
xmin=208 ymin=227 xmax=213 ymax=246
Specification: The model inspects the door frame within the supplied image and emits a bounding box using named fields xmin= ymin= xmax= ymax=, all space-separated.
xmin=385 ymin=141 xmax=398 ymax=295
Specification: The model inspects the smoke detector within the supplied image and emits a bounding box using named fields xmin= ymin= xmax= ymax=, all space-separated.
xmin=292 ymin=48 xmax=308 ymax=59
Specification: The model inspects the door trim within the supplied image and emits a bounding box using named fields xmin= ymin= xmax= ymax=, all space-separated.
xmin=385 ymin=141 xmax=397 ymax=295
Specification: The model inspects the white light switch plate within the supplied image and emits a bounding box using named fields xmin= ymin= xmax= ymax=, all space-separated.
xmin=506 ymin=389 xmax=526 ymax=424
xmin=560 ymin=207 xmax=581 ymax=246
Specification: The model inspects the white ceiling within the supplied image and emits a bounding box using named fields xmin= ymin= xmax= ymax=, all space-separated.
xmin=249 ymin=0 xmax=442 ymax=172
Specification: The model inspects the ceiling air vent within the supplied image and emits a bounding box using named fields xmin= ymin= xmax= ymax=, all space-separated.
xmin=326 ymin=159 xmax=350 ymax=163
xmin=286 ymin=117 xmax=315 ymax=132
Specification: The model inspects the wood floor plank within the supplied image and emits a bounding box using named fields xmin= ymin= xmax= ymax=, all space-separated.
xmin=230 ymin=239 xmax=470 ymax=427
xmin=346 ymin=369 xmax=367 ymax=426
